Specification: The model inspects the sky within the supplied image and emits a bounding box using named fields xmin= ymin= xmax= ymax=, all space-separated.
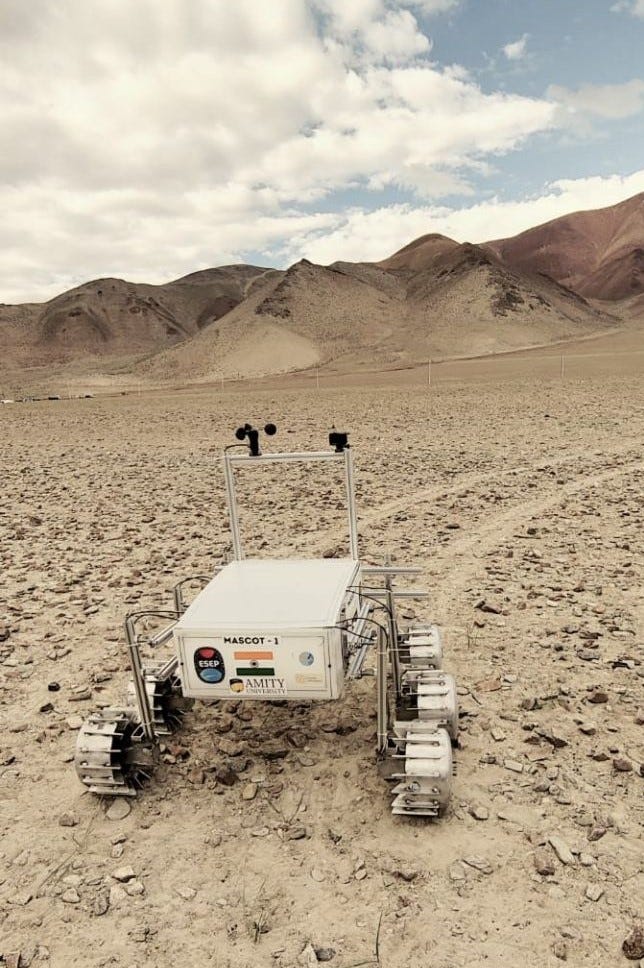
xmin=1 ymin=0 xmax=643 ymax=303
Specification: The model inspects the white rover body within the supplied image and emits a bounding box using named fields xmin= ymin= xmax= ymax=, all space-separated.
xmin=75 ymin=425 xmax=458 ymax=817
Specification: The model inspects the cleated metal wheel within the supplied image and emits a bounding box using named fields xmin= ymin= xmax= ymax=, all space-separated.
xmin=127 ymin=672 xmax=194 ymax=735
xmin=74 ymin=708 xmax=156 ymax=797
xmin=388 ymin=725 xmax=453 ymax=817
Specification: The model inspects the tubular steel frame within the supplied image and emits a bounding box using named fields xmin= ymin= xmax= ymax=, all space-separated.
xmin=223 ymin=448 xmax=359 ymax=560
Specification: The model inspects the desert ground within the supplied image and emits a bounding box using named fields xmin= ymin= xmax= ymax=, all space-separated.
xmin=1 ymin=365 xmax=643 ymax=968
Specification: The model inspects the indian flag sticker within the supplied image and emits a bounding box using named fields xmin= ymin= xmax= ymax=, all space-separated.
xmin=236 ymin=665 xmax=275 ymax=676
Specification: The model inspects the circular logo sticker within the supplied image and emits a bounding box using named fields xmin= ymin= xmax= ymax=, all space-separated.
xmin=299 ymin=651 xmax=315 ymax=667
xmin=194 ymin=646 xmax=225 ymax=684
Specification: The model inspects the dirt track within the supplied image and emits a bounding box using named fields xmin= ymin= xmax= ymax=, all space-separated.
xmin=1 ymin=373 xmax=643 ymax=967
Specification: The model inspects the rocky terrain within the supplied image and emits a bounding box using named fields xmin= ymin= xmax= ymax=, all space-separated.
xmin=0 ymin=371 xmax=642 ymax=967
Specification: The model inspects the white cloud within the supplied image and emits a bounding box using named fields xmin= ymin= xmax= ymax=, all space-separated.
xmin=503 ymin=34 xmax=529 ymax=61
xmin=280 ymin=169 xmax=644 ymax=263
xmin=611 ymin=0 xmax=644 ymax=17
xmin=0 ymin=0 xmax=560 ymax=302
xmin=401 ymin=0 xmax=461 ymax=11
xmin=549 ymin=79 xmax=644 ymax=120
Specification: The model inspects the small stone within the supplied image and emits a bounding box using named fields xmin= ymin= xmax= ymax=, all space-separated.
xmin=218 ymin=737 xmax=245 ymax=756
xmin=392 ymin=867 xmax=418 ymax=882
xmin=298 ymin=942 xmax=319 ymax=967
xmin=175 ymin=886 xmax=197 ymax=900
xmin=250 ymin=826 xmax=269 ymax=837
xmin=9 ymin=890 xmax=32 ymax=906
xmin=66 ymin=715 xmax=83 ymax=730
xmin=94 ymin=889 xmax=110 ymax=916
xmin=126 ymin=880 xmax=145 ymax=896
xmin=463 ymin=855 xmax=493 ymax=874
xmin=19 ymin=946 xmax=38 ymax=968
xmin=449 ymin=862 xmax=466 ymax=881
xmin=504 ymin=759 xmax=524 ymax=773
xmin=553 ymin=940 xmax=568 ymax=960
xmin=287 ymin=826 xmax=308 ymax=841
xmin=112 ymin=865 xmax=136 ymax=882
xmin=311 ymin=868 xmax=326 ymax=882
xmin=476 ymin=600 xmax=502 ymax=614
xmin=587 ymin=690 xmax=608 ymax=704
xmin=613 ymin=757 xmax=633 ymax=773
xmin=622 ymin=925 xmax=644 ymax=961
xmin=48 ymin=681 xmax=60 ymax=691
xmin=241 ymin=782 xmax=258 ymax=801
xmin=587 ymin=826 xmax=607 ymax=842
xmin=354 ymin=868 xmax=367 ymax=881
xmin=106 ymin=798 xmax=131 ymax=821
xmin=538 ymin=728 xmax=568 ymax=749
xmin=314 ymin=947 xmax=337 ymax=962
xmin=61 ymin=888 xmax=81 ymax=904
xmin=109 ymin=884 xmax=127 ymax=906
xmin=585 ymin=884 xmax=604 ymax=902
xmin=548 ymin=835 xmax=575 ymax=865
xmin=491 ymin=728 xmax=506 ymax=742
xmin=534 ymin=850 xmax=555 ymax=876
xmin=59 ymin=812 xmax=79 ymax=827
xmin=468 ymin=804 xmax=489 ymax=821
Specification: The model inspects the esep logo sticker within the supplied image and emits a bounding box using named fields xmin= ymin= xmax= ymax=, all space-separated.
xmin=194 ymin=646 xmax=225 ymax=684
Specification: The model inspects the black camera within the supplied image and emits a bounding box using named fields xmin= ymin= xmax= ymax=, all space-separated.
xmin=329 ymin=430 xmax=349 ymax=453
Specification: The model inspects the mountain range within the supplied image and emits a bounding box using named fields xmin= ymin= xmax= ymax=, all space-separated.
xmin=1 ymin=191 xmax=643 ymax=385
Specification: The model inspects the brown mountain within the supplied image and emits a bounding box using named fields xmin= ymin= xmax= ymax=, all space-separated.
xmin=487 ymin=192 xmax=644 ymax=300
xmin=3 ymin=191 xmax=643 ymax=390
xmin=0 ymin=265 xmax=275 ymax=368
xmin=135 ymin=243 xmax=615 ymax=384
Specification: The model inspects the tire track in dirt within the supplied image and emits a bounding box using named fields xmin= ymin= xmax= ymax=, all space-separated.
xmin=293 ymin=437 xmax=643 ymax=557
xmin=429 ymin=453 xmax=644 ymax=622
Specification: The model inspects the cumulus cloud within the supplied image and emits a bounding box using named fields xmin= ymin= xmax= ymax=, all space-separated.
xmin=1 ymin=0 xmax=555 ymax=301
xmin=611 ymin=0 xmax=644 ymax=17
xmin=502 ymin=34 xmax=529 ymax=61
xmin=279 ymin=169 xmax=644 ymax=263
xmin=549 ymin=79 xmax=644 ymax=120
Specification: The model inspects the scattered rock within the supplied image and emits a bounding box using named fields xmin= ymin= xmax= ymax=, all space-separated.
xmin=553 ymin=940 xmax=568 ymax=960
xmin=585 ymin=884 xmax=604 ymax=902
xmin=587 ymin=690 xmax=608 ymax=704
xmin=622 ymin=925 xmax=644 ymax=961
xmin=94 ymin=889 xmax=110 ymax=916
xmin=59 ymin=812 xmax=79 ymax=827
xmin=534 ymin=851 xmax=555 ymax=876
xmin=315 ymin=947 xmax=337 ymax=962
xmin=241 ymin=782 xmax=258 ymax=801
xmin=548 ymin=835 xmax=575 ymax=865
xmin=112 ymin=865 xmax=136 ymax=882
xmin=468 ymin=804 xmax=489 ymax=821
xmin=504 ymin=759 xmax=524 ymax=773
xmin=175 ymin=886 xmax=197 ymax=900
xmin=61 ymin=888 xmax=81 ymax=904
xmin=613 ymin=757 xmax=633 ymax=773
xmin=587 ymin=826 xmax=607 ymax=842
xmin=8 ymin=890 xmax=32 ymax=906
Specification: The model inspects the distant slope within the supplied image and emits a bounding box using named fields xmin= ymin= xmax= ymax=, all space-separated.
xmin=3 ymin=191 xmax=641 ymax=389
xmin=377 ymin=233 xmax=459 ymax=272
xmin=487 ymin=192 xmax=644 ymax=300
xmin=0 ymin=265 xmax=272 ymax=367
xmin=137 ymin=259 xmax=406 ymax=381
